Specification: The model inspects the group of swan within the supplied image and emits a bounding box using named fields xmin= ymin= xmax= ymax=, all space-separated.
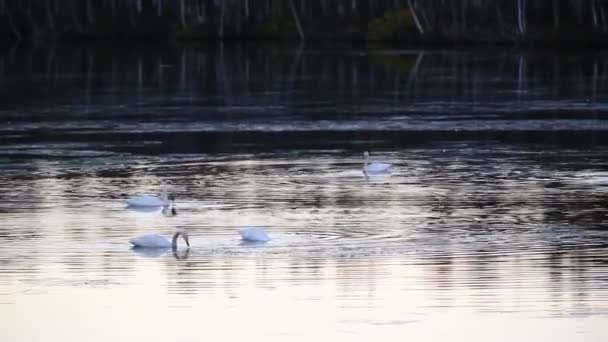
xmin=130 ymin=227 xmax=269 ymax=249
xmin=126 ymin=185 xmax=269 ymax=249
xmin=127 ymin=151 xmax=390 ymax=250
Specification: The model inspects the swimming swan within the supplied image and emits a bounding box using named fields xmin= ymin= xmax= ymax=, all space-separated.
xmin=239 ymin=227 xmax=270 ymax=242
xmin=129 ymin=230 xmax=190 ymax=248
xmin=363 ymin=151 xmax=391 ymax=175
xmin=127 ymin=186 xmax=175 ymax=207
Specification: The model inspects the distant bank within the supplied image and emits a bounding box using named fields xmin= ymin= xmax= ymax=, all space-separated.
xmin=1 ymin=1 xmax=608 ymax=47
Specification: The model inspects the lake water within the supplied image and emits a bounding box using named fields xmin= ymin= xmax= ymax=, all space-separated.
xmin=1 ymin=43 xmax=608 ymax=341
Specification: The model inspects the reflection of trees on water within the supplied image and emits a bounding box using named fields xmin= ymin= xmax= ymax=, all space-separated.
xmin=2 ymin=44 xmax=608 ymax=117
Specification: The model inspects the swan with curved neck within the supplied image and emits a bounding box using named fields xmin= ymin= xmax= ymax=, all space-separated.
xmin=127 ymin=185 xmax=175 ymax=207
xmin=129 ymin=230 xmax=190 ymax=248
xmin=363 ymin=151 xmax=391 ymax=175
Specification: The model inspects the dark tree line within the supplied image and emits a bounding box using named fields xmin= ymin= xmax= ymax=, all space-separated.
xmin=1 ymin=1 xmax=608 ymax=44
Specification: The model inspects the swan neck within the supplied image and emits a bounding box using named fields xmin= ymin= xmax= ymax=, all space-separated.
xmin=172 ymin=232 xmax=189 ymax=249
xmin=160 ymin=188 xmax=169 ymax=201
xmin=171 ymin=232 xmax=179 ymax=248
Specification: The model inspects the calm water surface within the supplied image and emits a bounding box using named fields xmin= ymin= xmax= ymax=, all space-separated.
xmin=1 ymin=44 xmax=608 ymax=341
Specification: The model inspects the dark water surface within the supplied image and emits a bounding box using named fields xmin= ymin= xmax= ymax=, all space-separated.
xmin=1 ymin=43 xmax=608 ymax=341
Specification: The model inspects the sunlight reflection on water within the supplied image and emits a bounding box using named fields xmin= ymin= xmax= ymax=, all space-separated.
xmin=1 ymin=44 xmax=608 ymax=341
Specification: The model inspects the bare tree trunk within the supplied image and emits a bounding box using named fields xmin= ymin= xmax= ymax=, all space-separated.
xmin=25 ymin=0 xmax=39 ymax=37
xmin=338 ymin=0 xmax=345 ymax=17
xmin=408 ymin=0 xmax=425 ymax=35
xmin=6 ymin=7 xmax=21 ymax=42
xmin=180 ymin=0 xmax=186 ymax=28
xmin=86 ymin=0 xmax=94 ymax=24
xmin=592 ymin=0 xmax=599 ymax=29
xmin=219 ymin=0 xmax=225 ymax=38
xmin=197 ymin=2 xmax=206 ymax=23
xmin=418 ymin=2 xmax=431 ymax=31
xmin=495 ymin=1 xmax=506 ymax=36
xmin=600 ymin=4 xmax=608 ymax=32
xmin=156 ymin=0 xmax=163 ymax=16
xmin=553 ymin=0 xmax=559 ymax=30
xmin=46 ymin=0 xmax=55 ymax=30
xmin=460 ymin=0 xmax=468 ymax=32
xmin=451 ymin=0 xmax=459 ymax=32
xmin=517 ymin=0 xmax=527 ymax=35
xmin=236 ymin=0 xmax=242 ymax=34
xmin=289 ymin=0 xmax=305 ymax=40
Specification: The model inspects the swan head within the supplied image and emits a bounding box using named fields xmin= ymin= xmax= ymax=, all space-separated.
xmin=159 ymin=191 xmax=176 ymax=204
xmin=159 ymin=184 xmax=174 ymax=202
xmin=172 ymin=230 xmax=190 ymax=248
xmin=181 ymin=231 xmax=190 ymax=247
xmin=363 ymin=151 xmax=370 ymax=159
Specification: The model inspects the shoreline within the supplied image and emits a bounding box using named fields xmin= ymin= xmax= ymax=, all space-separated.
xmin=3 ymin=36 xmax=608 ymax=51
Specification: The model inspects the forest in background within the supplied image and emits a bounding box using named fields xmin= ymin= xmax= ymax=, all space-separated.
xmin=1 ymin=1 xmax=608 ymax=45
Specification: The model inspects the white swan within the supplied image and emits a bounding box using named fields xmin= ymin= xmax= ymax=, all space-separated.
xmin=129 ymin=230 xmax=190 ymax=248
xmin=127 ymin=186 xmax=174 ymax=207
xmin=239 ymin=227 xmax=270 ymax=242
xmin=363 ymin=151 xmax=391 ymax=175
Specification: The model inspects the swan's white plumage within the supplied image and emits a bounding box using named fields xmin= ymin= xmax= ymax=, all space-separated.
xmin=364 ymin=162 xmax=391 ymax=174
xmin=239 ymin=228 xmax=270 ymax=242
xmin=363 ymin=151 xmax=391 ymax=175
xmin=126 ymin=185 xmax=171 ymax=207
xmin=127 ymin=195 xmax=169 ymax=207
xmin=129 ymin=234 xmax=172 ymax=248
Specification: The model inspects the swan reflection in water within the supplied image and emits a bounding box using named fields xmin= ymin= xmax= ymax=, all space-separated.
xmin=125 ymin=204 xmax=177 ymax=217
xmin=131 ymin=246 xmax=190 ymax=260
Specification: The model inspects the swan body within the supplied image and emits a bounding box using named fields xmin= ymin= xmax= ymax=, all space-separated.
xmin=127 ymin=186 xmax=174 ymax=207
xmin=127 ymin=195 xmax=168 ymax=207
xmin=239 ymin=227 xmax=270 ymax=242
xmin=129 ymin=231 xmax=190 ymax=248
xmin=363 ymin=151 xmax=391 ymax=174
